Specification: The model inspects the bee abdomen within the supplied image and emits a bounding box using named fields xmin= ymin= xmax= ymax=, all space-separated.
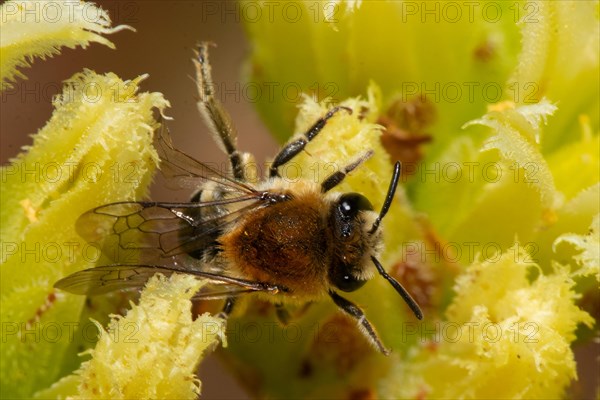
xmin=186 ymin=189 xmax=225 ymax=261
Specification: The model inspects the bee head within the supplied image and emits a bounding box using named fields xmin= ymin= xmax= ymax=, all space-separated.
xmin=327 ymin=192 xmax=382 ymax=292
xmin=326 ymin=162 xmax=423 ymax=320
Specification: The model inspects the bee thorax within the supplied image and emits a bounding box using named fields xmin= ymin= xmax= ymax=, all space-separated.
xmin=221 ymin=192 xmax=331 ymax=298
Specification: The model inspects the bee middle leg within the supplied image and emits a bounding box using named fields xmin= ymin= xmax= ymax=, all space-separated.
xmin=269 ymin=106 xmax=352 ymax=178
xmin=216 ymin=297 xmax=237 ymax=320
xmin=193 ymin=42 xmax=246 ymax=181
xmin=328 ymin=290 xmax=390 ymax=355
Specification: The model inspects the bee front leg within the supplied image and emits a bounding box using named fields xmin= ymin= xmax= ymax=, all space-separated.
xmin=320 ymin=150 xmax=373 ymax=193
xmin=269 ymin=106 xmax=352 ymax=178
xmin=328 ymin=290 xmax=390 ymax=355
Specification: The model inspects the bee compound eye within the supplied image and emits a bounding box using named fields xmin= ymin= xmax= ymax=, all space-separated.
xmin=338 ymin=193 xmax=373 ymax=219
xmin=329 ymin=263 xmax=367 ymax=292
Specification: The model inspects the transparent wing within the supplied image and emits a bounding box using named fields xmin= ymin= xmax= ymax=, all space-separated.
xmin=191 ymin=286 xmax=263 ymax=301
xmin=76 ymin=196 xmax=266 ymax=265
xmin=156 ymin=122 xmax=254 ymax=193
xmin=58 ymin=120 xmax=284 ymax=298
xmin=54 ymin=264 xmax=287 ymax=296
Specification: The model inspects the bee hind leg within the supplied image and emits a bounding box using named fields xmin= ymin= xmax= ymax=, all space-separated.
xmin=194 ymin=42 xmax=247 ymax=181
xmin=269 ymin=106 xmax=352 ymax=178
xmin=328 ymin=290 xmax=390 ymax=355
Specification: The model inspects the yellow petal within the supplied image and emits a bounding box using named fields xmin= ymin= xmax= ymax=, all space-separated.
xmin=69 ymin=274 xmax=225 ymax=399
xmin=0 ymin=0 xmax=132 ymax=89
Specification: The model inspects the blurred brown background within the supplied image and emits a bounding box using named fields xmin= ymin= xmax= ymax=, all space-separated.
xmin=1 ymin=1 xmax=276 ymax=398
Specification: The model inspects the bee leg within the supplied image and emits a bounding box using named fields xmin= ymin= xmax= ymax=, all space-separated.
xmin=320 ymin=150 xmax=374 ymax=192
xmin=193 ymin=42 xmax=246 ymax=181
xmin=275 ymin=303 xmax=292 ymax=325
xmin=216 ymin=297 xmax=236 ymax=320
xmin=269 ymin=106 xmax=352 ymax=178
xmin=328 ymin=290 xmax=390 ymax=355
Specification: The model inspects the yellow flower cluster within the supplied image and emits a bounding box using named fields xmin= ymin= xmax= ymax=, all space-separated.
xmin=384 ymin=244 xmax=593 ymax=399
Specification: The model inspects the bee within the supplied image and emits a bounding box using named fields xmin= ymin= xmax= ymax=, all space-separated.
xmin=54 ymin=43 xmax=423 ymax=355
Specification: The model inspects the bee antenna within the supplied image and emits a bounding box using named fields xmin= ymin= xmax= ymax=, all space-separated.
xmin=371 ymin=256 xmax=423 ymax=320
xmin=368 ymin=161 xmax=401 ymax=235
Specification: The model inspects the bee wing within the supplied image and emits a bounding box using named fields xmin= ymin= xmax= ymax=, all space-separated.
xmin=191 ymin=286 xmax=264 ymax=301
xmin=54 ymin=264 xmax=285 ymax=296
xmin=76 ymin=196 xmax=265 ymax=265
xmin=156 ymin=123 xmax=254 ymax=193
